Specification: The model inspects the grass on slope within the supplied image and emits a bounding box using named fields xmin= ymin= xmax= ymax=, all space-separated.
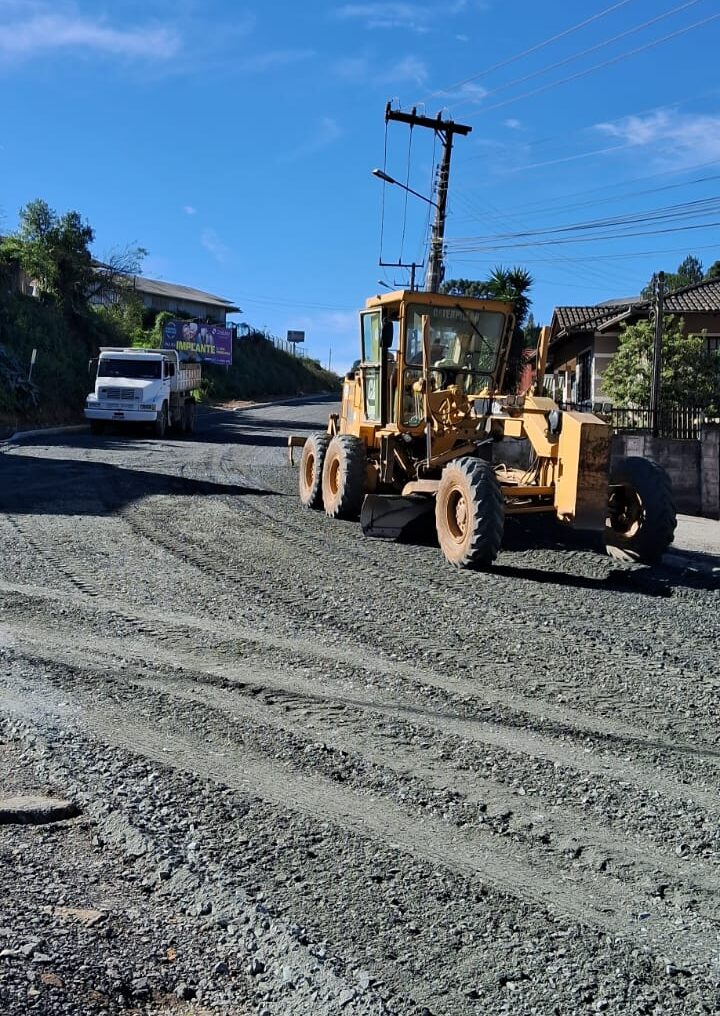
xmin=201 ymin=333 xmax=340 ymax=402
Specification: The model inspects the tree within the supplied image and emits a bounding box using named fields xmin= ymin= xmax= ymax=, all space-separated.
xmin=1 ymin=199 xmax=95 ymax=316
xmin=704 ymin=259 xmax=720 ymax=280
xmin=442 ymin=264 xmax=534 ymax=326
xmin=641 ymin=254 xmax=705 ymax=299
xmin=524 ymin=312 xmax=541 ymax=349
xmin=441 ymin=277 xmax=492 ymax=300
xmin=602 ymin=315 xmax=720 ymax=407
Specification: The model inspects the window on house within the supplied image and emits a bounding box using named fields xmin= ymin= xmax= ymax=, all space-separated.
xmin=704 ymin=335 xmax=720 ymax=352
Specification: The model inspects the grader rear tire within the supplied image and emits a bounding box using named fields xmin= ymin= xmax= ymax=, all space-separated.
xmin=436 ymin=457 xmax=504 ymax=569
xmin=322 ymin=435 xmax=367 ymax=519
xmin=605 ymin=456 xmax=676 ymax=564
xmin=299 ymin=432 xmax=330 ymax=509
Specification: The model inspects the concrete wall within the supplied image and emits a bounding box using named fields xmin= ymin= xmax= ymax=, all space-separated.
xmin=612 ymin=433 xmax=702 ymax=515
xmin=494 ymin=425 xmax=720 ymax=519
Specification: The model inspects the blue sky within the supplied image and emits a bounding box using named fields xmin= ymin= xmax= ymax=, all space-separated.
xmin=2 ymin=1 xmax=720 ymax=371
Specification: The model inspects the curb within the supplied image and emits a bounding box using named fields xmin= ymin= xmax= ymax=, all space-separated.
xmin=232 ymin=392 xmax=339 ymax=414
xmin=1 ymin=424 xmax=87 ymax=446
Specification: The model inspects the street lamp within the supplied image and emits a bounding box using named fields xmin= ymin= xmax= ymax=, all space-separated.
xmin=372 ymin=169 xmax=438 ymax=208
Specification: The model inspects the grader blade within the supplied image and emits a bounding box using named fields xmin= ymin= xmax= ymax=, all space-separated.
xmin=360 ymin=494 xmax=435 ymax=541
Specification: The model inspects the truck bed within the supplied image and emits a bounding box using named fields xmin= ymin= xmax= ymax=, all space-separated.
xmin=174 ymin=364 xmax=202 ymax=394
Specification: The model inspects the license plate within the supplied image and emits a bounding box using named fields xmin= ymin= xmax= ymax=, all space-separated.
xmin=113 ymin=412 xmax=125 ymax=418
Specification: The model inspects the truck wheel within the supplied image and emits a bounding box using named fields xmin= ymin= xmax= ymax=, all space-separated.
xmin=90 ymin=421 xmax=105 ymax=436
xmin=154 ymin=403 xmax=168 ymax=439
xmin=436 ymin=457 xmax=504 ymax=568
xmin=183 ymin=400 xmax=195 ymax=435
xmin=322 ymin=435 xmax=367 ymax=519
xmin=299 ymin=432 xmax=330 ymax=509
xmin=605 ymin=456 xmax=676 ymax=564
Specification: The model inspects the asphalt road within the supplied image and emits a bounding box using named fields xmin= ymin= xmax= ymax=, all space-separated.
xmin=1 ymin=398 xmax=719 ymax=1016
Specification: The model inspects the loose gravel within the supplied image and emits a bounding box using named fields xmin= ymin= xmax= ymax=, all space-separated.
xmin=1 ymin=398 xmax=719 ymax=1015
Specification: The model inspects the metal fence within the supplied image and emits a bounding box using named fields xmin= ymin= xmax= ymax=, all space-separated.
xmin=561 ymin=402 xmax=710 ymax=440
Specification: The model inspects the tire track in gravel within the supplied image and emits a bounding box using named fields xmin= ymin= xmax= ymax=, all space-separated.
xmin=4 ymin=614 xmax=720 ymax=842
xmin=120 ymin=490 xmax=720 ymax=745
xmin=2 ymin=577 xmax=719 ymax=784
xmin=4 ymin=671 xmax=713 ymax=973
xmin=5 ymin=662 xmax=718 ymax=973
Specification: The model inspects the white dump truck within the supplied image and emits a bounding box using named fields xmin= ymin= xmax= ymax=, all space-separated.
xmin=85 ymin=347 xmax=201 ymax=437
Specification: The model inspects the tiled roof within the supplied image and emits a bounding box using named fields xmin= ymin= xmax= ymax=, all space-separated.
xmin=553 ymin=305 xmax=631 ymax=333
xmin=553 ymin=278 xmax=720 ymax=338
xmin=129 ymin=275 xmax=240 ymax=311
xmin=663 ymin=277 xmax=720 ymax=313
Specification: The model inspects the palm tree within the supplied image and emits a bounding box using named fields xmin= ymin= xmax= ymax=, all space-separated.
xmin=485 ymin=265 xmax=533 ymax=326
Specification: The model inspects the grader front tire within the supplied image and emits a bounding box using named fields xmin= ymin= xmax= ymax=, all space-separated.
xmin=605 ymin=456 xmax=676 ymax=564
xmin=322 ymin=435 xmax=367 ymax=519
xmin=299 ymin=432 xmax=330 ymax=509
xmin=436 ymin=457 xmax=505 ymax=569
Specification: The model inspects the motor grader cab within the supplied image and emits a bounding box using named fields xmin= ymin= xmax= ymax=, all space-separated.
xmin=289 ymin=287 xmax=677 ymax=569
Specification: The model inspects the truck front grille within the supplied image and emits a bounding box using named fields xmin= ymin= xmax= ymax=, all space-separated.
xmin=101 ymin=388 xmax=139 ymax=401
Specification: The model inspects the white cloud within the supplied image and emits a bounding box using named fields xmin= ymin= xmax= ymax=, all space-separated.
xmin=436 ymin=81 xmax=487 ymax=105
xmin=0 ymin=12 xmax=181 ymax=61
xmin=595 ymin=110 xmax=720 ymax=165
xmin=240 ymin=49 xmax=315 ymax=74
xmin=504 ymin=118 xmax=522 ymax=130
xmin=201 ymin=229 xmax=231 ymax=264
xmin=385 ymin=56 xmax=428 ymax=87
xmin=334 ymin=3 xmax=432 ymax=32
xmin=280 ymin=116 xmax=343 ymax=162
xmin=331 ymin=55 xmax=369 ymax=80
xmin=183 ymin=205 xmax=197 ymax=216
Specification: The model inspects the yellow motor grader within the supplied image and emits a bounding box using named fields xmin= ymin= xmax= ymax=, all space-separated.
xmin=289 ymin=288 xmax=676 ymax=569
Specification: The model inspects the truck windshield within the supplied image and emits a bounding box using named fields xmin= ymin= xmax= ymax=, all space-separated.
xmin=98 ymin=359 xmax=162 ymax=380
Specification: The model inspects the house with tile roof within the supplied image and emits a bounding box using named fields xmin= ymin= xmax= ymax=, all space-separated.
xmin=90 ymin=271 xmax=240 ymax=325
xmin=546 ymin=278 xmax=720 ymax=407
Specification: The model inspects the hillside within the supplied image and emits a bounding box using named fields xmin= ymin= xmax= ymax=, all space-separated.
xmin=201 ymin=332 xmax=340 ymax=403
xmin=0 ymin=294 xmax=340 ymax=433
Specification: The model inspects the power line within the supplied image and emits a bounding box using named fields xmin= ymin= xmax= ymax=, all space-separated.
xmin=456 ymin=158 xmax=720 ymax=224
xmin=450 ymin=0 xmax=705 ymax=112
xmin=450 ymin=241 xmax=720 ymax=266
xmin=448 ymin=195 xmax=720 ymax=245
xmin=448 ymin=219 xmax=720 ymax=253
xmin=476 ymin=11 xmax=720 ymax=115
xmin=419 ymin=0 xmax=636 ymax=105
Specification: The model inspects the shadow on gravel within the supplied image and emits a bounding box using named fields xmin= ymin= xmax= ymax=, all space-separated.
xmin=0 ymin=455 xmax=277 ymax=517
xmin=394 ymin=513 xmax=719 ymax=597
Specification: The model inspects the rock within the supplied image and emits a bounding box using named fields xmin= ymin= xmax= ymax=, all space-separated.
xmin=0 ymin=796 xmax=80 ymax=825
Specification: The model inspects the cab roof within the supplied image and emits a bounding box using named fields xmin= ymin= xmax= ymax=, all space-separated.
xmin=364 ymin=289 xmax=514 ymax=314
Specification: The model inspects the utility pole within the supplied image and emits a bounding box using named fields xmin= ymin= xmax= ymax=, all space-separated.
xmin=650 ymin=270 xmax=665 ymax=437
xmin=385 ymin=104 xmax=471 ymax=293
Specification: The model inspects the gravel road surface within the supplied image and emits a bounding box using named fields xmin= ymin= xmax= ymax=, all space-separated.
xmin=1 ymin=398 xmax=719 ymax=1015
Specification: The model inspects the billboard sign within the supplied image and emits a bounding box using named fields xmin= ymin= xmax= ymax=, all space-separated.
xmin=287 ymin=329 xmax=305 ymax=344
xmin=162 ymin=320 xmax=233 ymax=365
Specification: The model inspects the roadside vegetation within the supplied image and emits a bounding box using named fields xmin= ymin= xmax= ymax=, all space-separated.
xmin=0 ymin=199 xmax=338 ymax=431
